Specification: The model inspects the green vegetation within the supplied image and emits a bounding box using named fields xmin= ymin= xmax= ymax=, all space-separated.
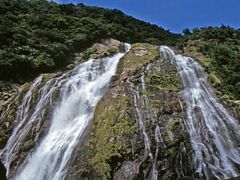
xmin=179 ymin=26 xmax=240 ymax=100
xmin=78 ymin=39 xmax=122 ymax=61
xmin=120 ymin=43 xmax=159 ymax=74
xmin=0 ymin=0 xmax=179 ymax=82
xmin=90 ymin=92 xmax=136 ymax=179
xmin=146 ymin=68 xmax=180 ymax=91
xmin=87 ymin=45 xmax=162 ymax=179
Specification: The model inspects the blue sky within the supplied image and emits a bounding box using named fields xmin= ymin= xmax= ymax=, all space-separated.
xmin=55 ymin=0 xmax=240 ymax=33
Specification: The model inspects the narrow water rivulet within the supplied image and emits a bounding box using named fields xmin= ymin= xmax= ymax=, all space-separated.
xmin=128 ymin=63 xmax=168 ymax=180
xmin=2 ymin=44 xmax=130 ymax=180
xmin=160 ymin=46 xmax=240 ymax=179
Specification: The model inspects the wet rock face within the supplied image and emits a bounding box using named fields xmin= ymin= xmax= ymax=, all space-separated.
xmin=125 ymin=55 xmax=194 ymax=179
xmin=76 ymin=39 xmax=124 ymax=63
xmin=66 ymin=43 xmax=160 ymax=179
xmin=0 ymin=82 xmax=18 ymax=101
xmin=0 ymin=81 xmax=19 ymax=149
xmin=66 ymin=44 xmax=194 ymax=180
xmin=113 ymin=161 xmax=139 ymax=180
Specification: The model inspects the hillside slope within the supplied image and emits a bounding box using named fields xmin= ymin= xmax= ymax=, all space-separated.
xmin=0 ymin=0 xmax=180 ymax=81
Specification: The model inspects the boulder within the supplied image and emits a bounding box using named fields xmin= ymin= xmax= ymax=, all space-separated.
xmin=114 ymin=161 xmax=139 ymax=180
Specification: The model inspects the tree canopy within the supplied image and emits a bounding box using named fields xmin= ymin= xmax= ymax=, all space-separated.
xmin=0 ymin=0 xmax=180 ymax=81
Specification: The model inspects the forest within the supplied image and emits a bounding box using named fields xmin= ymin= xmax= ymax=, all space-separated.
xmin=0 ymin=0 xmax=179 ymax=81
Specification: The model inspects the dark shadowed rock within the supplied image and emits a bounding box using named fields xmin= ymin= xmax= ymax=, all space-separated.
xmin=178 ymin=177 xmax=198 ymax=180
xmin=0 ymin=161 xmax=7 ymax=180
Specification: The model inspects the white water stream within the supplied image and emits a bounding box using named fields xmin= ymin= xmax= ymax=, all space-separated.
xmin=2 ymin=44 xmax=130 ymax=180
xmin=161 ymin=46 xmax=240 ymax=179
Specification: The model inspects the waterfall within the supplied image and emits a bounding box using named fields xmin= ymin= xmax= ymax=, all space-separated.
xmin=2 ymin=75 xmax=43 ymax=175
xmin=128 ymin=64 xmax=165 ymax=180
xmin=160 ymin=46 xmax=240 ymax=179
xmin=2 ymin=44 xmax=130 ymax=180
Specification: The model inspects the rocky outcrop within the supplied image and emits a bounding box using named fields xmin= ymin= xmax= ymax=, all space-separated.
xmin=75 ymin=39 xmax=124 ymax=63
xmin=66 ymin=43 xmax=159 ymax=179
xmin=113 ymin=161 xmax=139 ymax=180
xmin=66 ymin=43 xmax=194 ymax=179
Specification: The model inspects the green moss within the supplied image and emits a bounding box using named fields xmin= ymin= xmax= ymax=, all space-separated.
xmin=220 ymin=94 xmax=233 ymax=102
xmin=197 ymin=56 xmax=213 ymax=68
xmin=107 ymin=47 xmax=118 ymax=56
xmin=20 ymin=82 xmax=31 ymax=93
xmin=102 ymin=47 xmax=119 ymax=58
xmin=89 ymin=92 xmax=136 ymax=179
xmin=7 ymin=109 xmax=16 ymax=123
xmin=70 ymin=43 xmax=185 ymax=178
xmin=69 ymin=43 xmax=161 ymax=179
xmin=0 ymin=103 xmax=19 ymax=148
xmin=146 ymin=73 xmax=180 ymax=91
xmin=42 ymin=73 xmax=54 ymax=83
xmin=145 ymin=61 xmax=180 ymax=92
xmin=120 ymin=43 xmax=159 ymax=73
xmin=208 ymin=73 xmax=221 ymax=86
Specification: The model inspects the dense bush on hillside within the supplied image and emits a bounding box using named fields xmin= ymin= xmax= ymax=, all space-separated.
xmin=0 ymin=0 xmax=180 ymax=81
xmin=179 ymin=26 xmax=240 ymax=100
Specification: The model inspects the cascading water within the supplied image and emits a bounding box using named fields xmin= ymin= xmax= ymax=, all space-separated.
xmin=2 ymin=44 xmax=130 ymax=180
xmin=160 ymin=46 xmax=240 ymax=179
xmin=2 ymin=75 xmax=43 ymax=175
xmin=128 ymin=65 xmax=165 ymax=180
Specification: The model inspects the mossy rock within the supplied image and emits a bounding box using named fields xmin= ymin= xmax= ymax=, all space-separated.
xmin=76 ymin=39 xmax=123 ymax=63
xmin=119 ymin=43 xmax=159 ymax=76
xmin=90 ymin=89 xmax=136 ymax=179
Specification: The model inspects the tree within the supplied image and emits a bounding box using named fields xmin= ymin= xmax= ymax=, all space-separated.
xmin=183 ymin=28 xmax=192 ymax=35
